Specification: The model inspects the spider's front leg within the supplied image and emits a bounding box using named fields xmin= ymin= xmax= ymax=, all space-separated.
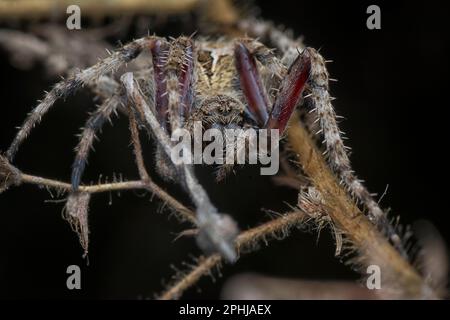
xmin=148 ymin=37 xmax=196 ymax=180
xmin=6 ymin=37 xmax=151 ymax=162
xmin=235 ymin=42 xmax=311 ymax=133
xmin=70 ymin=76 xmax=123 ymax=191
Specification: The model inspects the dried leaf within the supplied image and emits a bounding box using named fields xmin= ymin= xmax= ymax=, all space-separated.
xmin=63 ymin=192 xmax=91 ymax=257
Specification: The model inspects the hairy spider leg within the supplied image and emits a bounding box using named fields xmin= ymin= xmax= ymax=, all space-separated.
xmin=166 ymin=37 xmax=195 ymax=132
xmin=178 ymin=39 xmax=195 ymax=124
xmin=149 ymin=38 xmax=170 ymax=131
xmin=150 ymin=37 xmax=195 ymax=132
xmin=71 ymin=96 xmax=120 ymax=190
xmin=6 ymin=38 xmax=148 ymax=161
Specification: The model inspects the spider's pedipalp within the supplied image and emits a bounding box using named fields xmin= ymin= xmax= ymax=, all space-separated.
xmin=6 ymin=37 xmax=149 ymax=161
xmin=166 ymin=37 xmax=195 ymax=132
xmin=178 ymin=39 xmax=195 ymax=123
xmin=150 ymin=38 xmax=170 ymax=130
xmin=266 ymin=48 xmax=311 ymax=133
xmin=235 ymin=42 xmax=270 ymax=126
xmin=71 ymin=96 xmax=121 ymax=191
xmin=150 ymin=37 xmax=195 ymax=132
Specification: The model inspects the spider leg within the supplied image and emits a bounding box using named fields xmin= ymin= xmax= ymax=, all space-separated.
xmin=154 ymin=37 xmax=195 ymax=132
xmin=149 ymin=38 xmax=170 ymax=130
xmin=71 ymin=95 xmax=121 ymax=191
xmin=149 ymin=37 xmax=195 ymax=132
xmin=236 ymin=38 xmax=286 ymax=80
xmin=6 ymin=37 xmax=150 ymax=162
xmin=237 ymin=19 xmax=302 ymax=67
xmin=305 ymin=48 xmax=410 ymax=255
xmin=150 ymin=37 xmax=196 ymax=179
xmin=311 ymin=49 xmax=407 ymax=257
xmin=265 ymin=48 xmax=311 ymax=133
xmin=121 ymin=72 xmax=239 ymax=263
xmin=177 ymin=38 xmax=195 ymax=125
xmin=234 ymin=42 xmax=270 ymax=126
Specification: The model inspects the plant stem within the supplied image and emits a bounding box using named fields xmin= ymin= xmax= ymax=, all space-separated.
xmin=287 ymin=116 xmax=436 ymax=298
xmin=158 ymin=210 xmax=306 ymax=300
xmin=19 ymin=173 xmax=196 ymax=223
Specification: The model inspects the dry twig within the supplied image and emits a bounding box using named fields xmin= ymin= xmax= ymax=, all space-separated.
xmin=158 ymin=210 xmax=306 ymax=300
xmin=287 ymin=116 xmax=436 ymax=298
xmin=0 ymin=0 xmax=200 ymax=19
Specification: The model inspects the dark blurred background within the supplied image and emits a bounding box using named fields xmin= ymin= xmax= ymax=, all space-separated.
xmin=0 ymin=0 xmax=448 ymax=299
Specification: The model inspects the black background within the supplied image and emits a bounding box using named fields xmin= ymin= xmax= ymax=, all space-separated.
xmin=0 ymin=0 xmax=448 ymax=299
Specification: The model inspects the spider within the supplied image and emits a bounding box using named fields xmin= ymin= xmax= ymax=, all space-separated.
xmin=2 ymin=22 xmax=406 ymax=262
xmin=2 ymin=34 xmax=311 ymax=262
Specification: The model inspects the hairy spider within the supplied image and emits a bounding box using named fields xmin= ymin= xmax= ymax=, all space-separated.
xmin=2 ymin=24 xmax=406 ymax=262
xmin=2 ymin=34 xmax=311 ymax=262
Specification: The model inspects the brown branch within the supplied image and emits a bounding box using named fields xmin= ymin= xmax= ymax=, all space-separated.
xmin=286 ymin=115 xmax=437 ymax=299
xmin=157 ymin=210 xmax=306 ymax=300
xmin=159 ymin=255 xmax=222 ymax=300
xmin=0 ymin=0 xmax=201 ymax=19
xmin=128 ymin=109 xmax=150 ymax=182
xmin=21 ymin=173 xmax=144 ymax=193
xmin=127 ymin=109 xmax=196 ymax=223
xmin=0 ymin=154 xmax=196 ymax=224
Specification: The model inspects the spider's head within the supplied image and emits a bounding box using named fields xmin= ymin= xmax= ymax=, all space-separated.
xmin=199 ymin=94 xmax=245 ymax=130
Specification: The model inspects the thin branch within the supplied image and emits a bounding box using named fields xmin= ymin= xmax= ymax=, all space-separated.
xmin=159 ymin=255 xmax=222 ymax=300
xmin=22 ymin=173 xmax=144 ymax=193
xmin=127 ymin=108 xmax=196 ymax=223
xmin=0 ymin=155 xmax=196 ymax=223
xmin=157 ymin=210 xmax=306 ymax=300
xmin=128 ymin=109 xmax=151 ymax=182
xmin=0 ymin=0 xmax=200 ymax=18
xmin=286 ymin=115 xmax=437 ymax=299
